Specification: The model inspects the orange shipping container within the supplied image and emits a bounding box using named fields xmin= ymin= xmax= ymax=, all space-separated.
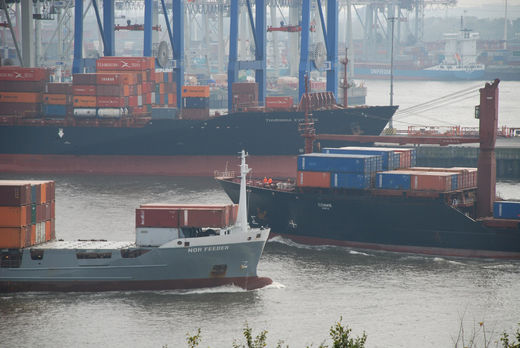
xmin=73 ymin=96 xmax=97 ymax=108
xmin=181 ymin=85 xmax=210 ymax=98
xmin=0 ymin=205 xmax=30 ymax=227
xmin=0 ymin=92 xmax=41 ymax=103
xmin=45 ymin=220 xmax=51 ymax=242
xmin=410 ymin=172 xmax=452 ymax=191
xmin=0 ymin=226 xmax=29 ymax=248
xmin=43 ymin=93 xmax=71 ymax=105
xmin=30 ymin=224 xmax=36 ymax=245
xmin=296 ymin=171 xmax=331 ymax=188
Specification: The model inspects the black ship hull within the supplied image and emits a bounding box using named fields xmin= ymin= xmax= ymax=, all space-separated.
xmin=218 ymin=179 xmax=520 ymax=259
xmin=0 ymin=106 xmax=396 ymax=176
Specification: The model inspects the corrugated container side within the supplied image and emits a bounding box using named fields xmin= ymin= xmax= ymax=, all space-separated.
xmin=0 ymin=80 xmax=46 ymax=92
xmin=296 ymin=171 xmax=331 ymax=188
xmin=136 ymin=208 xmax=180 ymax=228
xmin=0 ymin=226 xmax=29 ymax=248
xmin=493 ymin=201 xmax=520 ymax=220
xmin=265 ymin=96 xmax=293 ymax=109
xmin=323 ymin=148 xmax=394 ymax=171
xmin=43 ymin=104 xmax=68 ymax=117
xmin=73 ymin=85 xmax=97 ymax=96
xmin=298 ymin=154 xmax=374 ymax=174
xmin=331 ymin=173 xmax=372 ymax=189
xmin=0 ymin=92 xmax=42 ymax=103
xmin=0 ymin=67 xmax=50 ymax=81
xmin=376 ymin=172 xmax=411 ymax=190
xmin=0 ymin=183 xmax=31 ymax=206
xmin=180 ymin=208 xmax=227 ymax=228
xmin=0 ymin=206 xmax=28 ymax=227
xmin=72 ymin=73 xmax=98 ymax=85
xmin=73 ymin=96 xmax=97 ymax=108
xmin=46 ymin=82 xmax=73 ymax=94
xmin=410 ymin=172 xmax=452 ymax=191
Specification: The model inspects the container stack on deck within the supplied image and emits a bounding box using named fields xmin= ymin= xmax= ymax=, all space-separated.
xmin=231 ymin=82 xmax=258 ymax=110
xmin=296 ymin=146 xmax=480 ymax=193
xmin=135 ymin=204 xmax=238 ymax=246
xmin=44 ymin=82 xmax=73 ymax=118
xmin=0 ymin=67 xmax=51 ymax=117
xmin=0 ymin=180 xmax=55 ymax=249
xmin=151 ymin=70 xmax=177 ymax=119
xmin=181 ymin=86 xmax=210 ymax=119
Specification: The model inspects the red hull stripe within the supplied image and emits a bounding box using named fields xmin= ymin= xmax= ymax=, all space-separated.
xmin=272 ymin=233 xmax=520 ymax=259
xmin=0 ymin=154 xmax=297 ymax=177
xmin=0 ymin=276 xmax=273 ymax=292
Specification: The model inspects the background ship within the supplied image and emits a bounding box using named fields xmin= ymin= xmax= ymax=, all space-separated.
xmin=217 ymin=80 xmax=520 ymax=259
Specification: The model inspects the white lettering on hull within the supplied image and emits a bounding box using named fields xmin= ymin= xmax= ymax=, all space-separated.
xmin=187 ymin=245 xmax=230 ymax=253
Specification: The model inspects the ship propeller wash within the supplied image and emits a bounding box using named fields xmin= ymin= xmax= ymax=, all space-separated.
xmin=0 ymin=150 xmax=272 ymax=292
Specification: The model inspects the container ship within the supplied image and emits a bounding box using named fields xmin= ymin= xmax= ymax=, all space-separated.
xmin=0 ymin=58 xmax=397 ymax=177
xmin=0 ymin=151 xmax=272 ymax=292
xmin=217 ymin=80 xmax=520 ymax=259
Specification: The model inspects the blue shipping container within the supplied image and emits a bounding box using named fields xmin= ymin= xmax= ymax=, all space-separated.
xmin=376 ymin=172 xmax=411 ymax=190
xmin=323 ymin=147 xmax=393 ymax=171
xmin=493 ymin=201 xmax=520 ymax=219
xmin=43 ymin=104 xmax=67 ymax=117
xmin=298 ymin=153 xmax=376 ymax=174
xmin=331 ymin=173 xmax=372 ymax=189
xmin=451 ymin=174 xmax=458 ymax=191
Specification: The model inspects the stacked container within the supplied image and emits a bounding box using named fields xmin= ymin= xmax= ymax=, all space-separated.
xmin=96 ymin=56 xmax=156 ymax=117
xmin=0 ymin=67 xmax=51 ymax=117
xmin=0 ymin=180 xmax=55 ymax=248
xmin=154 ymin=70 xmax=177 ymax=108
xmin=72 ymin=73 xmax=98 ymax=118
xmin=265 ymin=96 xmax=293 ymax=110
xmin=405 ymin=167 xmax=477 ymax=190
xmin=135 ymin=204 xmax=238 ymax=246
xmin=323 ymin=147 xmax=401 ymax=170
xmin=231 ymin=82 xmax=258 ymax=109
xmin=43 ymin=82 xmax=73 ymax=118
xmin=181 ymin=86 xmax=210 ymax=119
xmin=376 ymin=170 xmax=458 ymax=192
xmin=297 ymin=153 xmax=381 ymax=189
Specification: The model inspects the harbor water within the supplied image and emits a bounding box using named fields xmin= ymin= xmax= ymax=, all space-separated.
xmin=1 ymin=81 xmax=519 ymax=347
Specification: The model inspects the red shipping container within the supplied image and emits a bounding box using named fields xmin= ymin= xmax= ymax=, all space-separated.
xmin=265 ymin=96 xmax=293 ymax=109
xmin=47 ymin=82 xmax=73 ymax=95
xmin=155 ymin=71 xmax=164 ymax=83
xmin=51 ymin=200 xmax=55 ymax=219
xmin=96 ymin=85 xmax=129 ymax=97
xmin=0 ymin=226 xmax=29 ymax=248
xmin=128 ymin=95 xmax=142 ymax=107
xmin=297 ymin=171 xmax=331 ymax=188
xmin=0 ymin=181 xmax=31 ymax=206
xmin=95 ymin=73 xmax=126 ymax=85
xmin=179 ymin=208 xmax=228 ymax=228
xmin=0 ymin=92 xmax=42 ymax=103
xmin=136 ymin=208 xmax=180 ymax=228
xmin=97 ymin=96 xmax=127 ymax=108
xmin=181 ymin=108 xmax=209 ymax=120
xmin=73 ymin=73 xmax=98 ymax=85
xmin=30 ymin=224 xmax=36 ymax=245
xmin=144 ymin=93 xmax=152 ymax=105
xmin=0 ymin=206 xmax=29 ymax=227
xmin=409 ymin=172 xmax=452 ymax=191
xmin=0 ymin=67 xmax=50 ymax=82
xmin=0 ymin=80 xmax=46 ymax=92
xmin=73 ymin=85 xmax=97 ymax=96
xmin=45 ymin=220 xmax=51 ymax=242
xmin=96 ymin=57 xmax=155 ymax=71
xmin=0 ymin=102 xmax=41 ymax=116
xmin=50 ymin=219 xmax=55 ymax=240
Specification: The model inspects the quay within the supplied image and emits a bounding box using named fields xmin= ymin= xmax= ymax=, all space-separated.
xmin=412 ymin=137 xmax=520 ymax=179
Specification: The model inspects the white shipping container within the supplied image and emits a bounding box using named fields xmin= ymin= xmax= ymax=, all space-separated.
xmin=73 ymin=108 xmax=97 ymax=117
xmin=97 ymin=108 xmax=124 ymax=118
xmin=136 ymin=227 xmax=181 ymax=247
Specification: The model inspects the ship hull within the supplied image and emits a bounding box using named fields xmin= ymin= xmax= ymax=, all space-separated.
xmin=218 ymin=180 xmax=520 ymax=259
xmin=0 ymin=230 xmax=272 ymax=292
xmin=0 ymin=107 xmax=397 ymax=176
xmin=354 ymin=65 xmax=485 ymax=81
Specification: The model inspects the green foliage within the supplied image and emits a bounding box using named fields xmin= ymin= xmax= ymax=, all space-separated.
xmin=186 ymin=328 xmax=202 ymax=348
xmin=500 ymin=323 xmax=520 ymax=348
xmin=327 ymin=317 xmax=367 ymax=348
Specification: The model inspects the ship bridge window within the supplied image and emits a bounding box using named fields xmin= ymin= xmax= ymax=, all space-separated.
xmin=76 ymin=252 xmax=112 ymax=259
xmin=120 ymin=249 xmax=150 ymax=258
xmin=30 ymin=249 xmax=44 ymax=260
xmin=1 ymin=250 xmax=23 ymax=268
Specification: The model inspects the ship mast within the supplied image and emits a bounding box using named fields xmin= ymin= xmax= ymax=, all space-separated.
xmin=236 ymin=149 xmax=251 ymax=232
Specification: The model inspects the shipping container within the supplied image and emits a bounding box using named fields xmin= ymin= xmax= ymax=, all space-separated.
xmin=0 ymin=80 xmax=46 ymax=92
xmin=96 ymin=84 xmax=130 ymax=97
xmin=72 ymin=85 xmax=97 ymax=96
xmin=323 ymin=147 xmax=396 ymax=171
xmin=232 ymin=82 xmax=258 ymax=95
xmin=97 ymin=108 xmax=125 ymax=118
xmin=265 ymin=96 xmax=293 ymax=109
xmin=296 ymin=171 xmax=331 ymax=188
xmin=179 ymin=208 xmax=229 ymax=228
xmin=0 ymin=226 xmax=30 ymax=248
xmin=72 ymin=73 xmax=98 ymax=85
xmin=391 ymin=170 xmax=454 ymax=192
xmin=136 ymin=208 xmax=180 ymax=228
xmin=180 ymin=108 xmax=209 ymax=120
xmin=96 ymin=73 xmax=127 ymax=85
xmin=97 ymin=96 xmax=127 ymax=108
xmin=183 ymin=96 xmax=209 ymax=108
xmin=0 ymin=205 xmax=30 ymax=227
xmin=43 ymin=93 xmax=71 ymax=105
xmin=73 ymin=108 xmax=97 ymax=117
xmin=46 ymin=82 xmax=73 ymax=94
xmin=298 ymin=153 xmax=378 ymax=174
xmin=96 ymin=56 xmax=155 ymax=71
xmin=0 ymin=182 xmax=31 ymax=206
xmin=0 ymin=102 xmax=41 ymax=115
xmin=73 ymin=96 xmax=97 ymax=108
xmin=0 ymin=92 xmax=42 ymax=103
xmin=181 ymin=85 xmax=210 ymax=98
xmin=0 ymin=67 xmax=50 ymax=82
xmin=136 ymin=206 xmax=232 ymax=228
xmin=493 ymin=201 xmax=520 ymax=220
xmin=43 ymin=104 xmax=68 ymax=117
xmin=331 ymin=172 xmax=372 ymax=189
xmin=376 ymin=172 xmax=411 ymax=190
